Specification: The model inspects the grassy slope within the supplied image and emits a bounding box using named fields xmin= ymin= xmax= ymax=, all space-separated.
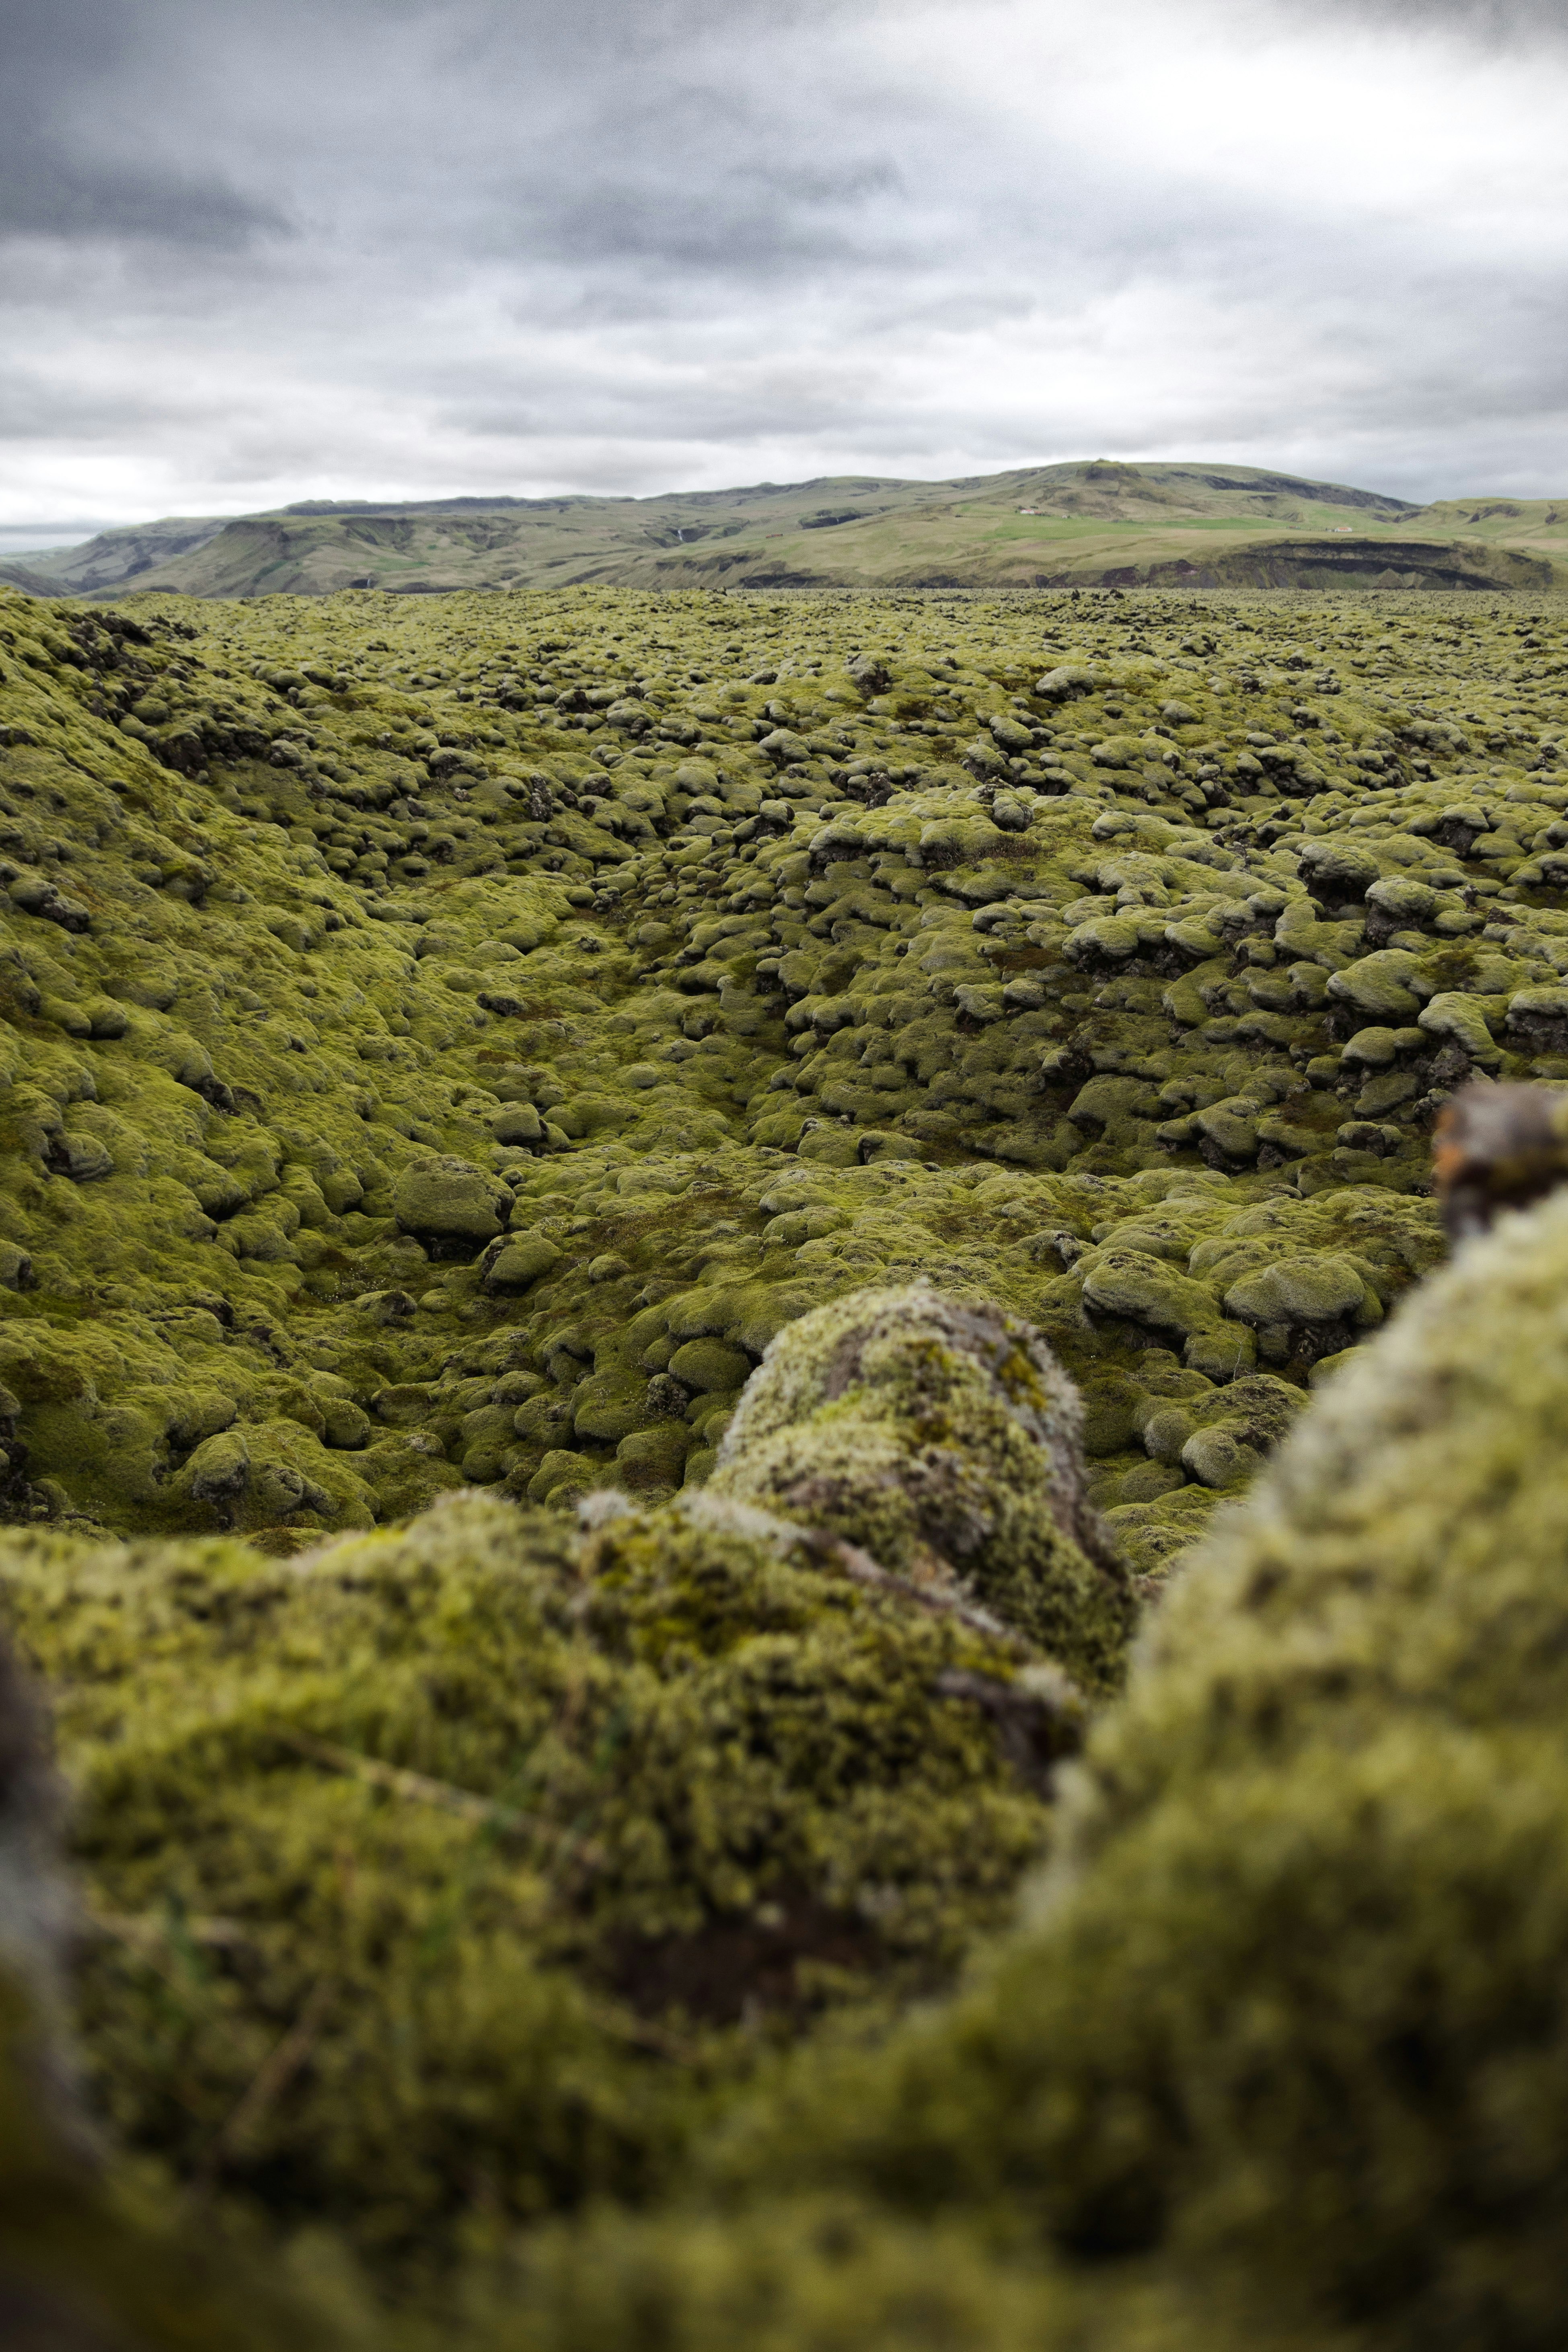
xmin=14 ymin=515 xmax=233 ymax=591
xmin=19 ymin=459 xmax=1561 ymax=602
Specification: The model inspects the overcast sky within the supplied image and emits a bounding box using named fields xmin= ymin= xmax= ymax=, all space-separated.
xmin=2 ymin=0 xmax=1565 ymax=547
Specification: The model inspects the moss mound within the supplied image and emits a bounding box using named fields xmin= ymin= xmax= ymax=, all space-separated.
xmin=0 ymin=1470 xmax=1065 ymax=2276
xmin=712 ymin=1282 xmax=1134 ymax=1690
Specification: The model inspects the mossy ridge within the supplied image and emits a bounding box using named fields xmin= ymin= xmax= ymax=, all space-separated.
xmin=10 ymin=586 xmax=1556 ymax=1567
xmin=13 ymin=458 xmax=1564 ymax=603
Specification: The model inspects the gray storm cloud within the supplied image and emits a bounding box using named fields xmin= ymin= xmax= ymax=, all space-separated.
xmin=0 ymin=0 xmax=286 ymax=246
xmin=0 ymin=0 xmax=1564 ymax=531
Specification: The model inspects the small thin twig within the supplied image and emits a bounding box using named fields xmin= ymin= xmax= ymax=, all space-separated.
xmin=800 ymin=1530 xmax=1026 ymax=1649
xmin=86 ymin=1910 xmax=252 ymax=1951
xmin=276 ymin=1730 xmax=532 ymax=1832
xmin=199 ymin=1974 xmax=335 ymax=2181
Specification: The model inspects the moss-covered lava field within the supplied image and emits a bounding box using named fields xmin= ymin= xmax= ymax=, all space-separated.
xmin=6 ymin=581 xmax=1568 ymax=1562
xmin=6 ymin=578 xmax=1568 ymax=2351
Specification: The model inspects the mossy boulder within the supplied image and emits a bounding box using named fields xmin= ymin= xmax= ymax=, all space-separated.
xmin=711 ymin=1283 xmax=1136 ymax=1693
xmin=666 ymin=1337 xmax=752 ymax=1393
xmin=612 ymin=1422 xmax=690 ymax=1497
xmin=393 ymin=1155 xmax=508 ymax=1245
xmin=483 ymin=1232 xmax=563 ymax=1291
xmin=1079 ymin=1248 xmax=1219 ymax=1340
xmin=492 ymin=1102 xmax=543 ymax=1145
xmin=1221 ymin=1253 xmax=1371 ymax=1328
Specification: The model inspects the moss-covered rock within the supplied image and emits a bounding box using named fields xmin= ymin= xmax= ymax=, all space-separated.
xmin=711 ymin=1284 xmax=1135 ymax=1691
xmin=483 ymin=1232 xmax=563 ymax=1290
xmin=714 ymin=1180 xmax=1568 ymax=2348
xmin=393 ymin=1155 xmax=508 ymax=1245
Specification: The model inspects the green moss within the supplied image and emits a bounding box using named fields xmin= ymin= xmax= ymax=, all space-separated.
xmin=709 ymin=1183 xmax=1568 ymax=2347
xmin=0 ymin=1483 xmax=1052 ymax=2276
xmin=454 ymin=2192 xmax=1342 ymax=2352
xmin=0 ymin=1618 xmax=364 ymax=2352
xmin=0 ymin=1973 xmax=365 ymax=2352
xmin=6 ymin=579 xmax=1568 ymax=2345
xmin=711 ymin=1284 xmax=1136 ymax=1691
xmin=0 ymin=578 xmax=1522 ymax=1559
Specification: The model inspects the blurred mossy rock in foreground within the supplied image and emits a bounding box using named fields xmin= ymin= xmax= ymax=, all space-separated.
xmin=712 ymin=1180 xmax=1568 ymax=2351
xmin=0 ymin=1626 xmax=345 ymax=2352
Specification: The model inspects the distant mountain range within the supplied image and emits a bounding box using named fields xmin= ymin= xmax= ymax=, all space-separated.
xmin=4 ymin=459 xmax=1564 ymax=599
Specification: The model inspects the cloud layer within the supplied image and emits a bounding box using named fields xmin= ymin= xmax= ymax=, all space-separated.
xmin=1 ymin=0 xmax=1564 ymax=528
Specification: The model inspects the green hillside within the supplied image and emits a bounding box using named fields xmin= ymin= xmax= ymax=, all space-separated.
xmin=11 ymin=510 xmax=232 ymax=590
xmin=6 ymin=576 xmax=1568 ymax=2347
xmin=14 ymin=457 xmax=1558 ymax=602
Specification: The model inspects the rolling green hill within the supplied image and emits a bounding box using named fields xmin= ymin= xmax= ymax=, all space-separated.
xmin=11 ymin=510 xmax=233 ymax=590
xmin=9 ymin=458 xmax=1560 ymax=602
